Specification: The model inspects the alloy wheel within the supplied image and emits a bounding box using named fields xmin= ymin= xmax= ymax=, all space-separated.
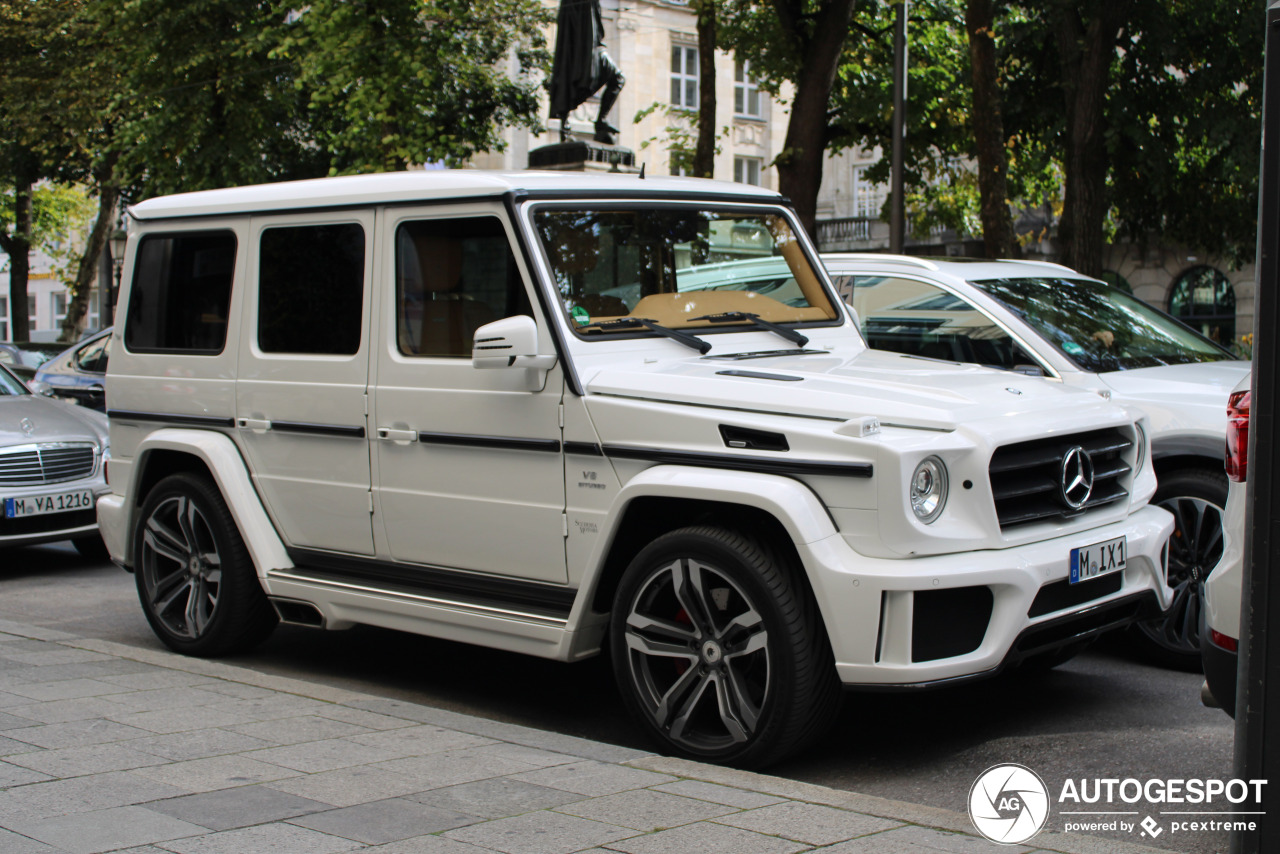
xmin=622 ymin=556 xmax=771 ymax=754
xmin=139 ymin=494 xmax=223 ymax=639
xmin=1138 ymin=495 xmax=1225 ymax=655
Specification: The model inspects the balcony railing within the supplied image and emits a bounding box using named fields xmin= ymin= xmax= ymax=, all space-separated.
xmin=816 ymin=217 xmax=874 ymax=246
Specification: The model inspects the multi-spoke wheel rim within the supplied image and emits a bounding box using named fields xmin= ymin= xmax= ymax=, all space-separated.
xmin=1138 ymin=495 xmax=1225 ymax=655
xmin=623 ymin=556 xmax=770 ymax=754
xmin=139 ymin=494 xmax=223 ymax=639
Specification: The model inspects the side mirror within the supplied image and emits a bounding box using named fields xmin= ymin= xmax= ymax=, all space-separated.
xmin=472 ymin=316 xmax=558 ymax=389
xmin=27 ymin=380 xmax=56 ymax=397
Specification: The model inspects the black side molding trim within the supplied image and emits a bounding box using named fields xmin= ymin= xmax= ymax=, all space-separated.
xmin=285 ymin=548 xmax=576 ymax=618
xmin=271 ymin=421 xmax=367 ymax=439
xmin=564 ymin=441 xmax=604 ymax=456
xmin=417 ymin=432 xmax=561 ymax=453
xmin=107 ymin=410 xmax=235 ymax=429
xmin=601 ymin=445 xmax=872 ymax=478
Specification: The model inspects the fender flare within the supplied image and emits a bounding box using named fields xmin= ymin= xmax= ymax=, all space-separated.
xmin=120 ymin=429 xmax=292 ymax=578
xmin=573 ymin=464 xmax=840 ymax=618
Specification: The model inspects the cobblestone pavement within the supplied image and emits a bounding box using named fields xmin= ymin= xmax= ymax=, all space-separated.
xmin=0 ymin=618 xmax=1176 ymax=854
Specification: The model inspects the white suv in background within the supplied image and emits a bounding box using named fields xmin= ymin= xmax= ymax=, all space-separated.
xmin=823 ymin=254 xmax=1249 ymax=669
xmin=99 ymin=172 xmax=1172 ymax=767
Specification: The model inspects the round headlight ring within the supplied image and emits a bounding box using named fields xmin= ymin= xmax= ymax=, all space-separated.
xmin=911 ymin=456 xmax=949 ymax=524
xmin=1134 ymin=422 xmax=1147 ymax=473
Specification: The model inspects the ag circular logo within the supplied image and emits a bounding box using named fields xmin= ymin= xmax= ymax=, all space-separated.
xmin=968 ymin=763 xmax=1050 ymax=844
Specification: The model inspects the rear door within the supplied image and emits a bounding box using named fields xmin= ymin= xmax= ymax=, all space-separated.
xmin=236 ymin=211 xmax=376 ymax=555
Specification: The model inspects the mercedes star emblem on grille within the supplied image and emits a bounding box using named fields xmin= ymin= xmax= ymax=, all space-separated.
xmin=1059 ymin=445 xmax=1095 ymax=510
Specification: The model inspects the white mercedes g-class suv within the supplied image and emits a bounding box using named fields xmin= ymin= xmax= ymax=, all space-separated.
xmin=98 ymin=171 xmax=1172 ymax=767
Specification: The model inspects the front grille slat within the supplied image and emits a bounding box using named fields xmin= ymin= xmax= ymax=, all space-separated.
xmin=988 ymin=428 xmax=1133 ymax=530
xmin=0 ymin=444 xmax=97 ymax=486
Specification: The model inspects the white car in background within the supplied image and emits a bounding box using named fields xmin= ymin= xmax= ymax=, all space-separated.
xmin=1201 ymin=374 xmax=1250 ymax=716
xmin=819 ymin=254 xmax=1250 ymax=669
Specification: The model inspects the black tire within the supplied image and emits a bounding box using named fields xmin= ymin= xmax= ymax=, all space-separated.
xmin=609 ymin=525 xmax=840 ymax=768
xmin=71 ymin=534 xmax=110 ymax=561
xmin=134 ymin=473 xmax=277 ymax=656
xmin=1128 ymin=466 xmax=1228 ymax=671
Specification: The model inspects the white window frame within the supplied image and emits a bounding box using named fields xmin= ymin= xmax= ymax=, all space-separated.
xmin=0 ymin=296 xmax=8 ymax=340
xmin=735 ymin=60 xmax=762 ymax=119
xmin=852 ymin=166 xmax=885 ymax=220
xmin=671 ymin=44 xmax=699 ymax=110
xmin=734 ymin=157 xmax=762 ymax=186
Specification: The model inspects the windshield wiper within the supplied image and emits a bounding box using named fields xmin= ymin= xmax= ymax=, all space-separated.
xmin=691 ymin=311 xmax=809 ymax=347
xmin=581 ymin=317 xmax=711 ymax=354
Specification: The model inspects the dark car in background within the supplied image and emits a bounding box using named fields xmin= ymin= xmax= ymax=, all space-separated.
xmin=33 ymin=328 xmax=111 ymax=411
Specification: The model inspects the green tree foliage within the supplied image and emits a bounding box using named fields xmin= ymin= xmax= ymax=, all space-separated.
xmin=717 ymin=0 xmax=860 ymax=235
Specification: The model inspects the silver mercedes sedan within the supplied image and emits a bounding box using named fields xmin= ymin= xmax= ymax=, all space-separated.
xmin=0 ymin=363 xmax=110 ymax=557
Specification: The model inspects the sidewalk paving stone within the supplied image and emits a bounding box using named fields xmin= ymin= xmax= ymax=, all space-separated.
xmin=144 ymin=784 xmax=334 ymax=831
xmin=289 ymin=796 xmax=481 ymax=844
xmin=407 ymin=777 xmax=590 ymax=818
xmin=444 ymin=810 xmax=639 ymax=854
xmin=4 ymin=804 xmax=209 ymax=854
xmin=713 ymin=800 xmax=904 ymax=845
xmin=0 ymin=619 xmax=1183 ymax=854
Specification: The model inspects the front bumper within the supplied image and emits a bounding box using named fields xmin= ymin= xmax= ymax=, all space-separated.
xmin=0 ymin=486 xmax=109 ymax=548
xmin=799 ymin=504 xmax=1174 ymax=686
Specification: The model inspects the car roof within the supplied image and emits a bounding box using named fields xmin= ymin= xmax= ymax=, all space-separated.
xmin=821 ymin=253 xmax=1100 ymax=284
xmin=129 ymin=170 xmax=786 ymax=221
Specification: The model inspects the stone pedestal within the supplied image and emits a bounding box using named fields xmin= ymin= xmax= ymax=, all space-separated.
xmin=528 ymin=141 xmax=638 ymax=173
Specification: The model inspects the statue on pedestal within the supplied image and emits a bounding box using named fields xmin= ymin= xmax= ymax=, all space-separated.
xmin=547 ymin=0 xmax=625 ymax=145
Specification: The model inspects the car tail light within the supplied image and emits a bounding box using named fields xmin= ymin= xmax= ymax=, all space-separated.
xmin=1226 ymin=390 xmax=1251 ymax=483
xmin=1211 ymin=628 xmax=1239 ymax=653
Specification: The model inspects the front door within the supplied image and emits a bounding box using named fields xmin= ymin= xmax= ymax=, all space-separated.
xmin=370 ymin=205 xmax=567 ymax=583
xmin=236 ymin=211 xmax=376 ymax=555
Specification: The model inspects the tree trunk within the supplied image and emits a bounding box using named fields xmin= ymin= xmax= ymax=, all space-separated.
xmin=966 ymin=0 xmax=1018 ymax=258
xmin=693 ymin=0 xmax=717 ymax=179
xmin=0 ymin=173 xmax=34 ymax=342
xmin=59 ymin=181 xmax=119 ymax=343
xmin=772 ymin=0 xmax=859 ymax=238
xmin=1052 ymin=0 xmax=1132 ymax=276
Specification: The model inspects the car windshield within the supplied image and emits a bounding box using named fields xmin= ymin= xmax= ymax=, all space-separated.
xmin=532 ymin=207 xmax=839 ymax=336
xmin=0 ymin=366 xmax=29 ymax=396
xmin=971 ymin=277 xmax=1233 ymax=372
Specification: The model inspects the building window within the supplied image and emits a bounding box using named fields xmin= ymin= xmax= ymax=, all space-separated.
xmin=27 ymin=292 xmax=36 ymax=333
xmin=852 ymin=166 xmax=885 ymax=219
xmin=1168 ymin=265 xmax=1236 ymax=346
xmin=735 ymin=60 xmax=762 ymax=119
xmin=734 ymin=157 xmax=762 ymax=186
xmin=53 ymin=292 xmax=68 ymax=330
xmin=0 ymin=297 xmax=7 ymax=340
xmin=671 ymin=44 xmax=699 ymax=109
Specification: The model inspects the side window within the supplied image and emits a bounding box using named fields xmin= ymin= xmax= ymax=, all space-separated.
xmin=258 ymin=223 xmax=365 ymax=355
xmin=850 ymin=276 xmax=1028 ymax=371
xmin=125 ymin=232 xmax=236 ymax=354
xmin=396 ymin=216 xmax=531 ymax=358
xmin=75 ymin=336 xmax=110 ymax=373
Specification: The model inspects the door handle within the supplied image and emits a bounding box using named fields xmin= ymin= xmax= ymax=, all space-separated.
xmin=237 ymin=417 xmax=272 ymax=432
xmin=376 ymin=427 xmax=418 ymax=443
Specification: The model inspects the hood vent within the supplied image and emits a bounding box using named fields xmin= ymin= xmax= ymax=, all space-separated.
xmin=719 ymin=425 xmax=790 ymax=452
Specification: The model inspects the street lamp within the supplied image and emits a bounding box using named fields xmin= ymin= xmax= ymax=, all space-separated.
xmin=108 ymin=228 xmax=127 ymax=321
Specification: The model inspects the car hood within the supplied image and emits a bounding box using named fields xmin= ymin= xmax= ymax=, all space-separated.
xmin=0 ymin=395 xmax=109 ymax=447
xmin=583 ymin=348 xmax=1115 ymax=431
xmin=1097 ymin=360 xmax=1251 ymax=400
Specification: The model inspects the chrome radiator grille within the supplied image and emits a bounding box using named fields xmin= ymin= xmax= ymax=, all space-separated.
xmin=988 ymin=429 xmax=1132 ymax=530
xmin=0 ymin=443 xmax=97 ymax=486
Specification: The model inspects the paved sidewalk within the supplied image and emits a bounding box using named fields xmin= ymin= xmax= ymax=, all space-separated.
xmin=0 ymin=618 xmax=1175 ymax=854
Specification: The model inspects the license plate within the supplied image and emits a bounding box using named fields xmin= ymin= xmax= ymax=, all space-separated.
xmin=1070 ymin=536 xmax=1127 ymax=584
xmin=4 ymin=490 xmax=95 ymax=518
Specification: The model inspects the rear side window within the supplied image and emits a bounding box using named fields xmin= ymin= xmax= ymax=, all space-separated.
xmin=258 ymin=223 xmax=365 ymax=355
xmin=125 ymin=232 xmax=237 ymax=353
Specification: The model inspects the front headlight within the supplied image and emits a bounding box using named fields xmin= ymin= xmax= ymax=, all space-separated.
xmin=911 ymin=456 xmax=948 ymax=524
